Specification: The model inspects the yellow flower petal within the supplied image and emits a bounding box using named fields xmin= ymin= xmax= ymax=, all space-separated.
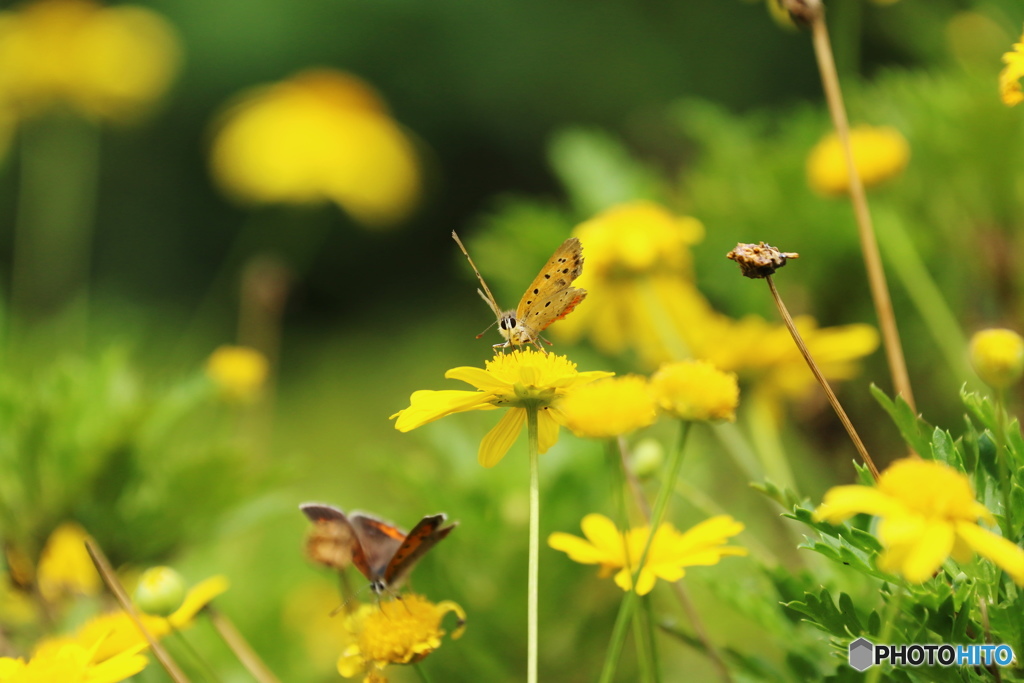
xmin=813 ymin=485 xmax=907 ymax=523
xmin=536 ymin=409 xmax=560 ymax=454
xmin=168 ymin=575 xmax=229 ymax=628
xmin=955 ymin=522 xmax=1024 ymax=584
xmin=478 ymin=408 xmax=525 ymax=467
xmin=444 ymin=366 xmax=509 ymax=391
xmin=392 ymin=390 xmax=495 ymax=432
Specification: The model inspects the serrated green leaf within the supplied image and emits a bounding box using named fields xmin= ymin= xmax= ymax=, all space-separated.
xmin=871 ymin=384 xmax=931 ymax=455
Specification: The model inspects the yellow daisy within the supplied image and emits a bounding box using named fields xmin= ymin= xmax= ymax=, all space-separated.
xmin=391 ymin=349 xmax=613 ymax=467
xmin=814 ymin=458 xmax=1024 ymax=584
xmin=806 ymin=125 xmax=910 ymax=196
xmin=650 ymin=360 xmax=739 ymax=422
xmin=969 ymin=328 xmax=1024 ymax=389
xmin=549 ymin=513 xmax=747 ymax=595
xmin=1000 ymin=27 xmax=1024 ymax=106
xmin=558 ymin=375 xmax=657 ymax=439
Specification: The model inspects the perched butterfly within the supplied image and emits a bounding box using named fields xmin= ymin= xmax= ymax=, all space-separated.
xmin=452 ymin=231 xmax=587 ymax=350
xmin=300 ymin=503 xmax=456 ymax=595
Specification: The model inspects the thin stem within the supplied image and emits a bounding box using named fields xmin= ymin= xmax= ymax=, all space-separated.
xmin=865 ymin=585 xmax=903 ymax=683
xmin=766 ymin=276 xmax=880 ymax=480
xmin=413 ymin=662 xmax=434 ymax=683
xmin=994 ymin=389 xmax=1013 ymax=539
xmin=171 ymin=629 xmax=221 ymax=683
xmin=631 ymin=598 xmax=655 ymax=683
xmin=207 ymin=607 xmax=281 ymax=683
xmin=600 ymin=421 xmax=691 ymax=683
xmin=617 ymin=438 xmax=733 ymax=682
xmin=810 ymin=12 xmax=916 ymax=412
xmin=84 ymin=539 xmax=191 ymax=683
xmin=526 ymin=403 xmax=541 ymax=683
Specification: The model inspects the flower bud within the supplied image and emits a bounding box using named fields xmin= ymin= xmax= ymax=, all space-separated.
xmin=134 ymin=566 xmax=186 ymax=616
xmin=970 ymin=328 xmax=1024 ymax=389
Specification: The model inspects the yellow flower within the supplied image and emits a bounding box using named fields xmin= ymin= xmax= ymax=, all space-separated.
xmin=36 ymin=522 xmax=101 ymax=603
xmin=0 ymin=0 xmax=180 ymax=122
xmin=694 ymin=314 xmax=879 ymax=406
xmin=814 ymin=458 xmax=1024 ymax=584
xmin=806 ymin=125 xmax=910 ymax=196
xmin=205 ymin=345 xmax=269 ymax=403
xmin=209 ymin=69 xmax=420 ymax=227
xmin=57 ymin=574 xmax=229 ymax=663
xmin=391 ymin=349 xmax=613 ymax=467
xmin=548 ymin=513 xmax=747 ymax=595
xmin=1000 ymin=28 xmax=1024 ymax=106
xmin=556 ymin=201 xmax=706 ymax=365
xmin=335 ymin=594 xmax=465 ymax=682
xmin=650 ymin=360 xmax=739 ymax=422
xmin=0 ymin=636 xmax=147 ymax=683
xmin=559 ymin=375 xmax=657 ymax=439
xmin=969 ymin=328 xmax=1024 ymax=389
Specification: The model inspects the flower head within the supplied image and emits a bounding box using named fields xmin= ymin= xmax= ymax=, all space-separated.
xmin=209 ymin=69 xmax=420 ymax=227
xmin=559 ymin=375 xmax=657 ymax=439
xmin=36 ymin=522 xmax=101 ymax=603
xmin=391 ymin=349 xmax=613 ymax=467
xmin=814 ymin=458 xmax=1024 ymax=584
xmin=650 ymin=360 xmax=739 ymax=422
xmin=806 ymin=125 xmax=910 ymax=196
xmin=205 ymin=345 xmax=269 ymax=403
xmin=0 ymin=0 xmax=180 ymax=122
xmin=969 ymin=328 xmax=1024 ymax=389
xmin=335 ymin=594 xmax=465 ymax=681
xmin=1000 ymin=28 xmax=1024 ymax=106
xmin=0 ymin=636 xmax=147 ymax=683
xmin=548 ymin=513 xmax=746 ymax=595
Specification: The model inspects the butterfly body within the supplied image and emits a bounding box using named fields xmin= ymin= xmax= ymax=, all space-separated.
xmin=454 ymin=232 xmax=587 ymax=350
xmin=300 ymin=503 xmax=455 ymax=594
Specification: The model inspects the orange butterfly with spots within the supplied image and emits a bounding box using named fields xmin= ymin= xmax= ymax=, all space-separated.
xmin=452 ymin=231 xmax=587 ymax=350
xmin=300 ymin=503 xmax=456 ymax=595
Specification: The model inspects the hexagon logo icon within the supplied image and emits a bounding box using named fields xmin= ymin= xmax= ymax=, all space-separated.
xmin=849 ymin=637 xmax=874 ymax=672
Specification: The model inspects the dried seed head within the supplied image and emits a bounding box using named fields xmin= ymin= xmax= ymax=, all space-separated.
xmin=775 ymin=0 xmax=821 ymax=28
xmin=726 ymin=242 xmax=800 ymax=279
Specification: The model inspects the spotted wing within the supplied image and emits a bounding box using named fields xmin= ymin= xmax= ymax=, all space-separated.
xmin=515 ymin=238 xmax=586 ymax=332
xmin=349 ymin=513 xmax=408 ymax=581
xmin=383 ymin=514 xmax=457 ymax=589
xmin=299 ymin=503 xmax=373 ymax=581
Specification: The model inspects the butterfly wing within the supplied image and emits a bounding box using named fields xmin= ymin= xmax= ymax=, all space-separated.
xmin=299 ymin=503 xmax=374 ymax=581
xmin=383 ymin=514 xmax=457 ymax=589
xmin=515 ymin=238 xmax=586 ymax=333
xmin=349 ymin=513 xmax=408 ymax=581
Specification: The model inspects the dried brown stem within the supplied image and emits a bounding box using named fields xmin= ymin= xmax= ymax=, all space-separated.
xmin=84 ymin=539 xmax=191 ymax=683
xmin=766 ymin=276 xmax=880 ymax=481
xmin=207 ymin=607 xmax=281 ymax=683
xmin=809 ymin=12 xmax=916 ymax=414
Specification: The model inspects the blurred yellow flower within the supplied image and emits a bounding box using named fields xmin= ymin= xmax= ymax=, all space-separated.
xmin=0 ymin=0 xmax=180 ymax=121
xmin=36 ymin=522 xmax=101 ymax=603
xmin=969 ymin=328 xmax=1024 ymax=389
xmin=209 ymin=69 xmax=421 ymax=227
xmin=0 ymin=636 xmax=147 ymax=683
xmin=650 ymin=360 xmax=738 ymax=422
xmin=205 ymin=345 xmax=269 ymax=403
xmin=556 ymin=200 xmax=707 ymax=364
xmin=694 ymin=314 xmax=880 ymax=407
xmin=548 ymin=513 xmax=746 ymax=595
xmin=391 ymin=349 xmax=613 ymax=467
xmin=814 ymin=459 xmax=1024 ymax=584
xmin=806 ymin=125 xmax=910 ymax=196
xmin=559 ymin=375 xmax=657 ymax=439
xmin=335 ymin=594 xmax=465 ymax=682
xmin=55 ymin=574 xmax=229 ymax=663
xmin=1000 ymin=27 xmax=1024 ymax=106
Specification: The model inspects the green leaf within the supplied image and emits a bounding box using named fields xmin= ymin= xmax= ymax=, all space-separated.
xmin=870 ymin=384 xmax=931 ymax=455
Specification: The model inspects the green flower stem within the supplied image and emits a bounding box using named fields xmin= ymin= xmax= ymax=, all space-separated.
xmin=207 ymin=608 xmax=281 ymax=683
xmin=171 ymin=628 xmax=223 ymax=683
xmin=875 ymin=210 xmax=976 ymax=388
xmin=631 ymin=599 xmax=655 ymax=683
xmin=599 ymin=421 xmax=692 ymax=683
xmin=10 ymin=115 xmax=99 ymax=349
xmin=865 ymin=585 xmax=904 ymax=683
xmin=413 ymin=662 xmax=434 ymax=683
xmin=641 ymin=594 xmax=662 ymax=683
xmin=526 ymin=402 xmax=541 ymax=683
xmin=994 ymin=389 xmax=1013 ymax=540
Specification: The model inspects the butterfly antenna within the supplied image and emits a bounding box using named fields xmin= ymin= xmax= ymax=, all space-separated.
xmin=475 ymin=313 xmax=500 ymax=339
xmin=452 ymin=231 xmax=502 ymax=317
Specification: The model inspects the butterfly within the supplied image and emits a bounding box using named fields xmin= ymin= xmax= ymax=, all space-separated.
xmin=300 ymin=503 xmax=456 ymax=595
xmin=452 ymin=231 xmax=587 ymax=350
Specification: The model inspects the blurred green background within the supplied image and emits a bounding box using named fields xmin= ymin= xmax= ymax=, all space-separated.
xmin=4 ymin=0 xmax=1024 ymax=680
